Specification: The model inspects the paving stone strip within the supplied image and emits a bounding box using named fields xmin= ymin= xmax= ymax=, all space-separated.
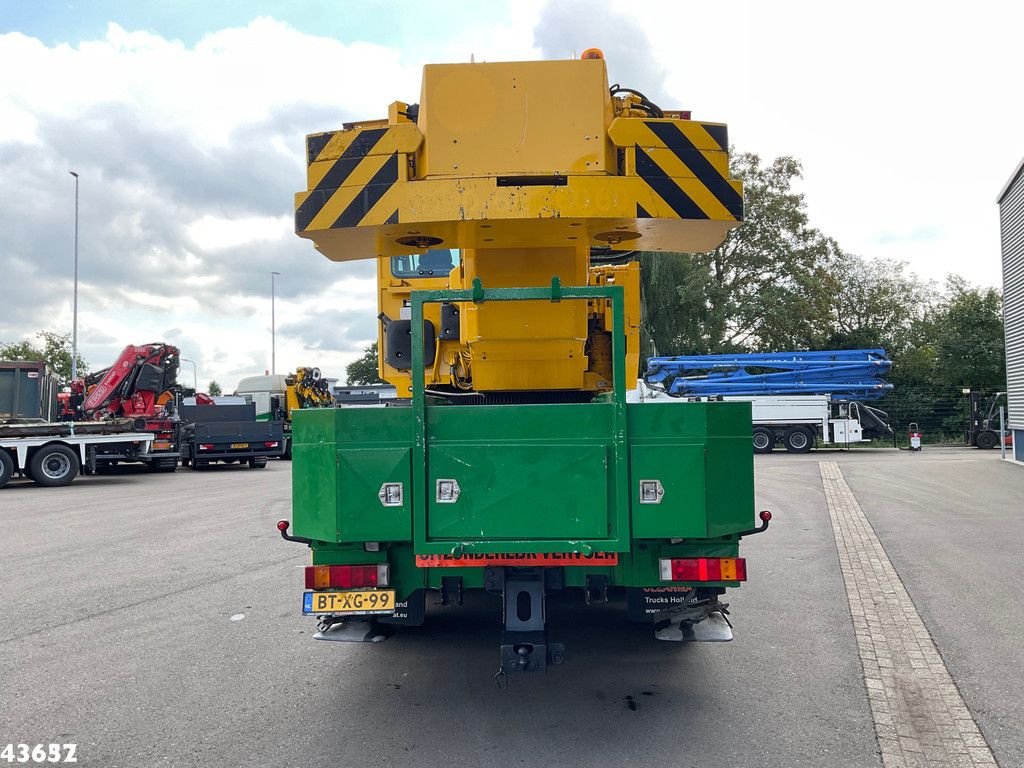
xmin=818 ymin=461 xmax=999 ymax=768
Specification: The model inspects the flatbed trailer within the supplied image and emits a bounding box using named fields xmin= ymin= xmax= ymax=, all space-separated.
xmin=0 ymin=422 xmax=154 ymax=488
xmin=178 ymin=404 xmax=285 ymax=469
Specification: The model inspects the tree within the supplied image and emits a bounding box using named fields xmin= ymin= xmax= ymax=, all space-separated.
xmin=639 ymin=153 xmax=840 ymax=356
xmin=866 ymin=278 xmax=1004 ymax=441
xmin=0 ymin=331 xmax=88 ymax=385
xmin=346 ymin=342 xmax=385 ymax=385
xmin=932 ymin=278 xmax=1005 ymax=390
xmin=207 ymin=380 xmax=223 ymax=396
xmin=816 ymin=253 xmax=936 ymax=353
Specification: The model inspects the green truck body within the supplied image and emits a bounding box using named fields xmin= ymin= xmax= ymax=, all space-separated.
xmin=293 ymin=398 xmax=753 ymax=594
xmin=287 ymin=284 xmax=760 ymax=671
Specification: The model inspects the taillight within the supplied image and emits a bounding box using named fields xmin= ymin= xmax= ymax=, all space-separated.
xmin=304 ymin=564 xmax=390 ymax=589
xmin=199 ymin=444 xmax=213 ymax=451
xmin=264 ymin=441 xmax=279 ymax=448
xmin=659 ymin=557 xmax=746 ymax=582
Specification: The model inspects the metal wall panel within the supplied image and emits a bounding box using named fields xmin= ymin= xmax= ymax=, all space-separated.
xmin=1000 ymin=170 xmax=1024 ymax=430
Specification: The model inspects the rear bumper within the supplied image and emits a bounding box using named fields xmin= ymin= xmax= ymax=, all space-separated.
xmin=302 ymin=542 xmax=744 ymax=605
xmin=192 ymin=445 xmax=286 ymax=459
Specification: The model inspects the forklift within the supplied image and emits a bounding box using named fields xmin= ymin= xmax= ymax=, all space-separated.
xmin=965 ymin=390 xmax=1007 ymax=449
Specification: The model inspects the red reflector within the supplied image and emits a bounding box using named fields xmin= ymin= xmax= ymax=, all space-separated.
xmin=659 ymin=557 xmax=746 ymax=582
xmin=304 ymin=564 xmax=388 ymax=589
xmin=199 ymin=443 xmax=213 ymax=451
xmin=264 ymin=441 xmax=279 ymax=448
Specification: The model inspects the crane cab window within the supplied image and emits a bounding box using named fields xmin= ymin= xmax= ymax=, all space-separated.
xmin=391 ymin=249 xmax=460 ymax=278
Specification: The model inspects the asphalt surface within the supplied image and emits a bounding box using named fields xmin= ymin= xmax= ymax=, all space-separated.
xmin=840 ymin=449 xmax=1024 ymax=765
xmin=1 ymin=449 xmax=1019 ymax=767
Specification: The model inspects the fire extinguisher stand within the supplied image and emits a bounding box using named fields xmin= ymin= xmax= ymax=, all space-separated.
xmin=908 ymin=422 xmax=922 ymax=452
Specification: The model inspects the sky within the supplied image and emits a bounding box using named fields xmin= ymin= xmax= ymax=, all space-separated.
xmin=1 ymin=0 xmax=1022 ymax=389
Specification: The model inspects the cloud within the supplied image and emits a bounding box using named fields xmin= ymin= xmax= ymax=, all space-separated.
xmin=3 ymin=2 xmax=1022 ymax=391
xmin=0 ymin=18 xmax=421 ymax=384
xmin=533 ymin=0 xmax=667 ymax=101
xmin=278 ymin=307 xmax=378 ymax=355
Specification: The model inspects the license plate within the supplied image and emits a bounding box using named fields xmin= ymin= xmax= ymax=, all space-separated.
xmin=230 ymin=443 xmax=249 ymax=449
xmin=303 ymin=590 xmax=396 ymax=615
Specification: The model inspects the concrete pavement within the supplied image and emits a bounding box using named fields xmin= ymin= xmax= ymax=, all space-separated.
xmin=1 ymin=449 xmax=1019 ymax=767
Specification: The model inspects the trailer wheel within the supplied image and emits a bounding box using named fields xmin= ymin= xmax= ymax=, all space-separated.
xmin=752 ymin=428 xmax=775 ymax=454
xmin=29 ymin=444 xmax=81 ymax=487
xmin=975 ymin=430 xmax=999 ymax=450
xmin=0 ymin=450 xmax=14 ymax=489
xmin=783 ymin=427 xmax=814 ymax=454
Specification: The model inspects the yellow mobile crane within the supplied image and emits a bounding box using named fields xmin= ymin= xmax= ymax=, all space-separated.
xmin=281 ymin=51 xmax=769 ymax=675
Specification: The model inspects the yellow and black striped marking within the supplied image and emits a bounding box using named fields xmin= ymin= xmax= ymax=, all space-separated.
xmin=636 ymin=120 xmax=742 ymax=222
xmin=305 ymin=131 xmax=336 ymax=164
xmin=638 ymin=120 xmax=745 ymax=221
xmin=295 ymin=127 xmax=400 ymax=233
xmin=607 ymin=117 xmax=742 ymax=224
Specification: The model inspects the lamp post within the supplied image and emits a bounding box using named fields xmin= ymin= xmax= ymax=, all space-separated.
xmin=271 ymin=271 xmax=280 ymax=375
xmin=181 ymin=358 xmax=198 ymax=394
xmin=69 ymin=171 xmax=79 ymax=383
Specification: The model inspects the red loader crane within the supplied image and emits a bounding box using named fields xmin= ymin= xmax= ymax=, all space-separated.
xmin=74 ymin=343 xmax=182 ymax=471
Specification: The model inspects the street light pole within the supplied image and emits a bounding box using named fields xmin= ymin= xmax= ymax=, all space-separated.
xmin=271 ymin=271 xmax=280 ymax=375
xmin=69 ymin=171 xmax=79 ymax=383
xmin=181 ymin=358 xmax=198 ymax=393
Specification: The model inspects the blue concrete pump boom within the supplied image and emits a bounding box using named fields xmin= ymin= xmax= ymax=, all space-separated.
xmin=645 ymin=349 xmax=893 ymax=400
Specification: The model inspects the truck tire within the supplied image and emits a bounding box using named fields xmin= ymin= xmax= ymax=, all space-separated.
xmin=29 ymin=444 xmax=81 ymax=487
xmin=149 ymin=457 xmax=178 ymax=472
xmin=752 ymin=428 xmax=775 ymax=454
xmin=783 ymin=427 xmax=813 ymax=454
xmin=975 ymin=430 xmax=999 ymax=450
xmin=0 ymin=450 xmax=14 ymax=489
xmin=249 ymin=457 xmax=268 ymax=469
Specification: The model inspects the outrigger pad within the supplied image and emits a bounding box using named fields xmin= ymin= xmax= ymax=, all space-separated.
xmin=655 ymin=611 xmax=733 ymax=643
xmin=313 ymin=620 xmax=391 ymax=643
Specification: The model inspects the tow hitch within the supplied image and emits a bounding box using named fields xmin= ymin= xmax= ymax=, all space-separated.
xmin=491 ymin=568 xmax=565 ymax=675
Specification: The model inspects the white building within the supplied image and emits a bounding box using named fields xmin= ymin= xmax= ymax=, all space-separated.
xmin=998 ymin=157 xmax=1024 ymax=460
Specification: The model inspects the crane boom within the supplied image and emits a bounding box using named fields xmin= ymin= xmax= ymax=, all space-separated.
xmin=80 ymin=343 xmax=179 ymax=418
xmin=646 ymin=349 xmax=893 ymax=399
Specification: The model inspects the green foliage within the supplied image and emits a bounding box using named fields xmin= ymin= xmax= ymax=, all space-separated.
xmin=639 ymin=154 xmax=841 ymax=355
xmin=346 ymin=342 xmax=385 ymax=385
xmin=933 ymin=278 xmax=1005 ymax=389
xmin=0 ymin=331 xmax=88 ymax=385
xmin=207 ymin=380 xmax=223 ymax=396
